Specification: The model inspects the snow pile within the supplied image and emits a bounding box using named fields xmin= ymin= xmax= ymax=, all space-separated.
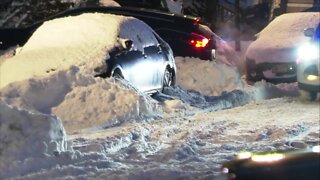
xmin=246 ymin=12 xmax=320 ymax=63
xmin=0 ymin=13 xmax=126 ymax=88
xmin=0 ymin=67 xmax=161 ymax=134
xmin=0 ymin=102 xmax=124 ymax=179
xmin=0 ymin=102 xmax=68 ymax=177
xmin=246 ymin=81 xmax=300 ymax=100
xmin=175 ymin=56 xmax=243 ymax=96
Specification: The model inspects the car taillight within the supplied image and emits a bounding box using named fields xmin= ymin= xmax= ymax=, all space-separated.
xmin=193 ymin=17 xmax=201 ymax=25
xmin=189 ymin=33 xmax=209 ymax=48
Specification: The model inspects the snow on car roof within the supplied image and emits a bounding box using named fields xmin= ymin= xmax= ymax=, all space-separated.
xmin=0 ymin=13 xmax=137 ymax=88
xmin=246 ymin=12 xmax=320 ymax=63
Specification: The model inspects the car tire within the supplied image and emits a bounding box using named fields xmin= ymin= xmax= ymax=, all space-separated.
xmin=245 ymin=59 xmax=263 ymax=83
xmin=162 ymin=68 xmax=174 ymax=91
xmin=112 ymin=69 xmax=123 ymax=80
xmin=299 ymin=89 xmax=317 ymax=101
xmin=245 ymin=60 xmax=259 ymax=83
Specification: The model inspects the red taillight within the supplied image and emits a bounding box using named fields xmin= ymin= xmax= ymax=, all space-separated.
xmin=193 ymin=17 xmax=201 ymax=25
xmin=189 ymin=33 xmax=209 ymax=48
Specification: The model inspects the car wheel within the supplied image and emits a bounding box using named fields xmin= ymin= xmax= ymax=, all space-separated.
xmin=162 ymin=68 xmax=174 ymax=90
xmin=299 ymin=89 xmax=317 ymax=101
xmin=245 ymin=59 xmax=261 ymax=83
xmin=112 ymin=69 xmax=124 ymax=80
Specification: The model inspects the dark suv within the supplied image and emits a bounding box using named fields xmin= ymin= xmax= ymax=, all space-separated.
xmin=0 ymin=6 xmax=218 ymax=61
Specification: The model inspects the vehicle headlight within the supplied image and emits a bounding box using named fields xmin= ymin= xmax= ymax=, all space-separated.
xmin=251 ymin=153 xmax=285 ymax=162
xmin=297 ymin=43 xmax=320 ymax=61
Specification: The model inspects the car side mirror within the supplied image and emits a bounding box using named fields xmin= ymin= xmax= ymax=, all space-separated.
xmin=117 ymin=38 xmax=134 ymax=51
xmin=124 ymin=39 xmax=133 ymax=50
xmin=304 ymin=28 xmax=315 ymax=37
xmin=157 ymin=44 xmax=163 ymax=54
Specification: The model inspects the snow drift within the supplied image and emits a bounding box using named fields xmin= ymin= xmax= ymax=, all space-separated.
xmin=175 ymin=57 xmax=243 ymax=96
xmin=0 ymin=102 xmax=68 ymax=178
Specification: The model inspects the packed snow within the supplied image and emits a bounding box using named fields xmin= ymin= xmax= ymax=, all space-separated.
xmin=0 ymin=12 xmax=319 ymax=180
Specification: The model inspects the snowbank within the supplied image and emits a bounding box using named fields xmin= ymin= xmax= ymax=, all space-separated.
xmin=0 ymin=67 xmax=161 ymax=134
xmin=0 ymin=102 xmax=124 ymax=179
xmin=175 ymin=56 xmax=243 ymax=96
xmin=0 ymin=102 xmax=68 ymax=177
xmin=246 ymin=12 xmax=320 ymax=63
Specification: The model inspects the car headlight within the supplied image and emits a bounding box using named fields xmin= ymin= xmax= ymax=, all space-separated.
xmin=297 ymin=43 xmax=320 ymax=61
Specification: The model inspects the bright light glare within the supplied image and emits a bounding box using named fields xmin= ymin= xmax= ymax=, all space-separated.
xmin=198 ymin=38 xmax=209 ymax=48
xmin=221 ymin=167 xmax=229 ymax=174
xmin=298 ymin=43 xmax=320 ymax=60
xmin=312 ymin=145 xmax=320 ymax=153
xmin=191 ymin=38 xmax=209 ymax=48
xmin=251 ymin=153 xmax=285 ymax=162
xmin=237 ymin=151 xmax=252 ymax=159
xmin=307 ymin=75 xmax=319 ymax=81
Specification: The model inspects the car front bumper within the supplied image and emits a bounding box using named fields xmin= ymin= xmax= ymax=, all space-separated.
xmin=297 ymin=59 xmax=320 ymax=92
xmin=246 ymin=58 xmax=297 ymax=83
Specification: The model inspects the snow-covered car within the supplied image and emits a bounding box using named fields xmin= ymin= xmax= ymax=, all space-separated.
xmin=221 ymin=146 xmax=320 ymax=180
xmin=0 ymin=13 xmax=176 ymax=94
xmin=297 ymin=23 xmax=320 ymax=101
xmin=245 ymin=12 xmax=319 ymax=83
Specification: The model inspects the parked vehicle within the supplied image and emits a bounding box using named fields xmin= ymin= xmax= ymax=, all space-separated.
xmin=0 ymin=6 xmax=218 ymax=61
xmin=100 ymin=20 xmax=177 ymax=94
xmin=297 ymin=23 xmax=320 ymax=101
xmin=245 ymin=12 xmax=319 ymax=83
xmin=0 ymin=13 xmax=176 ymax=94
xmin=221 ymin=146 xmax=320 ymax=180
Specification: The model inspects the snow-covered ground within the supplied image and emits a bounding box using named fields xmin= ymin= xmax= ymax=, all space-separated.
xmin=0 ymin=12 xmax=319 ymax=180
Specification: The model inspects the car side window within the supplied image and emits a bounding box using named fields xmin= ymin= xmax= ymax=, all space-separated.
xmin=119 ymin=19 xmax=143 ymax=52
xmin=156 ymin=28 xmax=190 ymax=44
xmin=119 ymin=18 xmax=158 ymax=52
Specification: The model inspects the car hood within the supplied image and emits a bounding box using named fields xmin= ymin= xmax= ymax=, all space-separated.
xmin=246 ymin=45 xmax=300 ymax=64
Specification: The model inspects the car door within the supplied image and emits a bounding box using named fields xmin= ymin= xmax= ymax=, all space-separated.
xmin=143 ymin=44 xmax=165 ymax=89
xmin=117 ymin=18 xmax=162 ymax=92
